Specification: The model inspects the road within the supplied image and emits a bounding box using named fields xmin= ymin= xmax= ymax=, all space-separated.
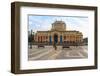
xmin=28 ymin=45 xmax=88 ymax=60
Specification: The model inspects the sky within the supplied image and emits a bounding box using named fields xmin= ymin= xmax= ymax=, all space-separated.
xmin=28 ymin=15 xmax=88 ymax=38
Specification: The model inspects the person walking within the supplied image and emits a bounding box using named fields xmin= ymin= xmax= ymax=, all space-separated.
xmin=53 ymin=42 xmax=57 ymax=50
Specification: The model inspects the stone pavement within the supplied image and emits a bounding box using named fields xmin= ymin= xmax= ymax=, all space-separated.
xmin=28 ymin=45 xmax=88 ymax=60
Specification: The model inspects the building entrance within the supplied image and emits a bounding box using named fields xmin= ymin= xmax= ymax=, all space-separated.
xmin=54 ymin=34 xmax=58 ymax=43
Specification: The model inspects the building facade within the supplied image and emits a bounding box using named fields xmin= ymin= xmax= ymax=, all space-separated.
xmin=34 ymin=21 xmax=83 ymax=45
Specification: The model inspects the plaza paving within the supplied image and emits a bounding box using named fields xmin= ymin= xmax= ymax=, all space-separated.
xmin=28 ymin=45 xmax=88 ymax=60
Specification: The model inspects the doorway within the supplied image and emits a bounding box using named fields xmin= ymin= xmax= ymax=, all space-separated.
xmin=54 ymin=34 xmax=58 ymax=43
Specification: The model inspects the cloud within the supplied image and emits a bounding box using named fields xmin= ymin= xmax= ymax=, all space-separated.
xmin=28 ymin=15 xmax=88 ymax=38
xmin=65 ymin=17 xmax=88 ymax=38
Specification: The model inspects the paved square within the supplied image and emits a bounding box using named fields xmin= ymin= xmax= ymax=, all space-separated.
xmin=28 ymin=45 xmax=88 ymax=60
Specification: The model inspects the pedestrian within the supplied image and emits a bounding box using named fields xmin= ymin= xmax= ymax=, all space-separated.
xmin=53 ymin=42 xmax=57 ymax=50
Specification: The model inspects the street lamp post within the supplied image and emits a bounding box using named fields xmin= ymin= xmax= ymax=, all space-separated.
xmin=29 ymin=30 xmax=33 ymax=49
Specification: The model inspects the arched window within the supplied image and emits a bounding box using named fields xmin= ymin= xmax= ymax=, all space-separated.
xmin=38 ymin=36 xmax=40 ymax=42
xmin=64 ymin=36 xmax=66 ymax=40
xmin=60 ymin=35 xmax=62 ymax=43
xmin=41 ymin=36 xmax=42 ymax=42
xmin=49 ymin=35 xmax=52 ymax=44
xmin=46 ymin=36 xmax=48 ymax=39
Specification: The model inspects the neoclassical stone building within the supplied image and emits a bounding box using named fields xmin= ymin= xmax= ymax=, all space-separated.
xmin=34 ymin=21 xmax=83 ymax=45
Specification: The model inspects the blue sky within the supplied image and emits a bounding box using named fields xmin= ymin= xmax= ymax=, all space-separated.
xmin=28 ymin=15 xmax=88 ymax=38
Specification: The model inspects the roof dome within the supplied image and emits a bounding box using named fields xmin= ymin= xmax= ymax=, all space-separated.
xmin=51 ymin=20 xmax=66 ymax=31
